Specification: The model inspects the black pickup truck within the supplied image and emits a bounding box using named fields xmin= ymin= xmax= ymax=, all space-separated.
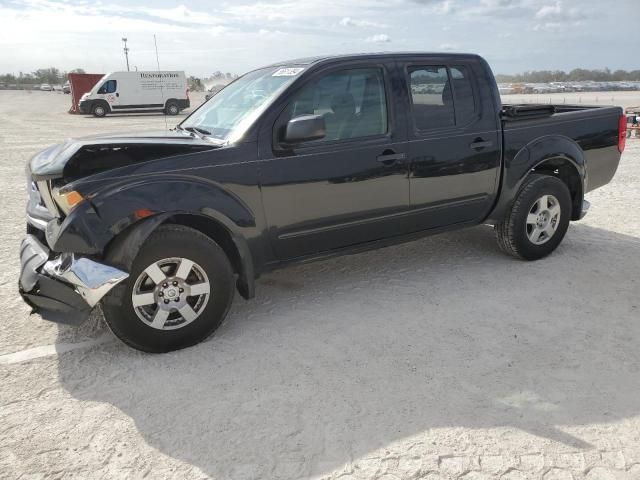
xmin=20 ymin=53 xmax=627 ymax=352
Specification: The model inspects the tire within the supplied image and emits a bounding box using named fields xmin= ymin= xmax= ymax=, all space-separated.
xmin=102 ymin=225 xmax=235 ymax=353
xmin=165 ymin=101 xmax=179 ymax=115
xmin=92 ymin=103 xmax=108 ymax=117
xmin=496 ymin=174 xmax=572 ymax=261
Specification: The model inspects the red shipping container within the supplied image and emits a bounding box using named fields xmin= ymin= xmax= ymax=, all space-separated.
xmin=68 ymin=73 xmax=104 ymax=113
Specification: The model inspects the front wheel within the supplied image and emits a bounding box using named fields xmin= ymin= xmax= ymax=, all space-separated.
xmin=496 ymin=174 xmax=572 ymax=261
xmin=102 ymin=225 xmax=235 ymax=353
xmin=92 ymin=103 xmax=108 ymax=117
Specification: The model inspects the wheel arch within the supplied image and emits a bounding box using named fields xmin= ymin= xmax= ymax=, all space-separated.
xmin=104 ymin=212 xmax=255 ymax=300
xmin=490 ymin=134 xmax=586 ymax=222
xmin=530 ymin=155 xmax=583 ymax=220
xmin=166 ymin=213 xmax=255 ymax=299
xmin=164 ymin=98 xmax=179 ymax=109
xmin=93 ymin=99 xmax=111 ymax=114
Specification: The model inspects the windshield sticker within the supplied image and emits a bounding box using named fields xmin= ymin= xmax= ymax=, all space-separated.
xmin=272 ymin=67 xmax=305 ymax=77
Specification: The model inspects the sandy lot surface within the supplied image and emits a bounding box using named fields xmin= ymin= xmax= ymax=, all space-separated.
xmin=1 ymin=90 xmax=639 ymax=480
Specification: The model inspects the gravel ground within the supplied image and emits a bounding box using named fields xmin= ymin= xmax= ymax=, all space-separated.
xmin=1 ymin=90 xmax=639 ymax=480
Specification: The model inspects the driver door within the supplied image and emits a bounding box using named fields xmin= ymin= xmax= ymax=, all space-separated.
xmin=97 ymin=79 xmax=119 ymax=110
xmin=259 ymin=62 xmax=411 ymax=260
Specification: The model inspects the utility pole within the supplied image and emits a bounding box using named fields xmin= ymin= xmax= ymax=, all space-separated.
xmin=122 ymin=37 xmax=130 ymax=72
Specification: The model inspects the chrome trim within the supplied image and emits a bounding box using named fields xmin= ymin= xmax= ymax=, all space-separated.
xmin=29 ymin=181 xmax=43 ymax=207
xmin=36 ymin=180 xmax=59 ymax=218
xmin=26 ymin=214 xmax=48 ymax=230
xmin=43 ymin=255 xmax=129 ymax=307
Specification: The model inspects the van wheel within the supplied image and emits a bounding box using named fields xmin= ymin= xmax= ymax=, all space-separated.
xmin=92 ymin=103 xmax=108 ymax=117
xmin=102 ymin=225 xmax=235 ymax=353
xmin=496 ymin=174 xmax=572 ymax=261
xmin=165 ymin=101 xmax=179 ymax=115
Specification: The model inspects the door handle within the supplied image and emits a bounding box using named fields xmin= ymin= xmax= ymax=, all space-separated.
xmin=116 ymin=92 xmax=119 ymax=97
xmin=377 ymin=150 xmax=406 ymax=165
xmin=470 ymin=138 xmax=492 ymax=150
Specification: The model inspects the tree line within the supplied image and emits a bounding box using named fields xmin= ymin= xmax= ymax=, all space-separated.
xmin=495 ymin=68 xmax=640 ymax=84
xmin=0 ymin=68 xmax=87 ymax=85
xmin=5 ymin=66 xmax=639 ymax=87
xmin=0 ymin=67 xmax=240 ymax=90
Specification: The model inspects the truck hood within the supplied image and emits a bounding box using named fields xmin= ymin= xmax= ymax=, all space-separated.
xmin=29 ymin=130 xmax=219 ymax=182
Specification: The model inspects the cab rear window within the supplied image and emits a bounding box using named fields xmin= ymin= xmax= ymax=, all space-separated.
xmin=408 ymin=65 xmax=478 ymax=131
xmin=409 ymin=66 xmax=454 ymax=130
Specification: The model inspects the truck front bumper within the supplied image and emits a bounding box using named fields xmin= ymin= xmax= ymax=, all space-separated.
xmin=19 ymin=235 xmax=128 ymax=324
xmin=78 ymin=99 xmax=93 ymax=114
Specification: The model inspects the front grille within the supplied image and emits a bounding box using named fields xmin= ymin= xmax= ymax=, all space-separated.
xmin=35 ymin=180 xmax=59 ymax=217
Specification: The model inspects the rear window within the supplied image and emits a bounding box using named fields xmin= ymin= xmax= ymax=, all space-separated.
xmin=449 ymin=65 xmax=477 ymax=124
xmin=409 ymin=66 xmax=454 ymax=130
xmin=408 ymin=65 xmax=477 ymax=131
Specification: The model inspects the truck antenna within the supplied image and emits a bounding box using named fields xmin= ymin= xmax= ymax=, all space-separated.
xmin=154 ymin=34 xmax=168 ymax=131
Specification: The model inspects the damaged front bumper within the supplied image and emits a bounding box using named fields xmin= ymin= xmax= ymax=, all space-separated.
xmin=19 ymin=234 xmax=128 ymax=324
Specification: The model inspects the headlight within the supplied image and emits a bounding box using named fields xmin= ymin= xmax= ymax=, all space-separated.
xmin=52 ymin=188 xmax=85 ymax=214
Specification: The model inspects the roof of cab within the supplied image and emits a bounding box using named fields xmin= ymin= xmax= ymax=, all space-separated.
xmin=267 ymin=52 xmax=481 ymax=67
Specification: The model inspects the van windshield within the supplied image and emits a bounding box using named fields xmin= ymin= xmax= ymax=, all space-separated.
xmin=180 ymin=66 xmax=304 ymax=142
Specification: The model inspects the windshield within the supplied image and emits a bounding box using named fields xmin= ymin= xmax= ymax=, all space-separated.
xmin=180 ymin=66 xmax=304 ymax=143
xmin=91 ymin=74 xmax=110 ymax=94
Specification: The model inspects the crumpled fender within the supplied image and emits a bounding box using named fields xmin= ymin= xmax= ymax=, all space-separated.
xmin=49 ymin=176 xmax=256 ymax=253
xmin=48 ymin=176 xmax=258 ymax=299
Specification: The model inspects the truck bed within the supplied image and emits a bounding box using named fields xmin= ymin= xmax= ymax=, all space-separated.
xmin=501 ymin=103 xmax=623 ymax=193
xmin=501 ymin=103 xmax=617 ymax=120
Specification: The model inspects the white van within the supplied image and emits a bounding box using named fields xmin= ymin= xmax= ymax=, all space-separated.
xmin=78 ymin=71 xmax=190 ymax=117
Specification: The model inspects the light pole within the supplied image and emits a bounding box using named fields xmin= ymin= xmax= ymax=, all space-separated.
xmin=122 ymin=37 xmax=130 ymax=72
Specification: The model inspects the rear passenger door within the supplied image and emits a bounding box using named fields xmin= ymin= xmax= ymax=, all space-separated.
xmin=401 ymin=60 xmax=501 ymax=230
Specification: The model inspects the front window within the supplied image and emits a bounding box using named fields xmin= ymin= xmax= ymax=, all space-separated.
xmin=180 ymin=66 xmax=304 ymax=143
xmin=97 ymin=79 xmax=117 ymax=94
xmin=282 ymin=67 xmax=388 ymax=143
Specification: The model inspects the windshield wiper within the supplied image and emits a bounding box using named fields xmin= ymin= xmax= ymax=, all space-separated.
xmin=175 ymin=125 xmax=225 ymax=146
xmin=180 ymin=126 xmax=212 ymax=136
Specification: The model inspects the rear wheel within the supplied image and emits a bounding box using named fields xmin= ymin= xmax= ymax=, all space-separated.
xmin=496 ymin=174 xmax=572 ymax=260
xmin=102 ymin=225 xmax=235 ymax=353
xmin=165 ymin=101 xmax=179 ymax=115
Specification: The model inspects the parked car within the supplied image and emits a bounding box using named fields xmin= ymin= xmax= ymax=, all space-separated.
xmin=39 ymin=83 xmax=52 ymax=91
xmin=78 ymin=70 xmax=189 ymax=117
xmin=63 ymin=82 xmax=71 ymax=94
xmin=20 ymin=53 xmax=626 ymax=352
xmin=204 ymin=84 xmax=225 ymax=101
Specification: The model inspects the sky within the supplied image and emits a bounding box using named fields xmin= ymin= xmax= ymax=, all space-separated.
xmin=0 ymin=0 xmax=638 ymax=77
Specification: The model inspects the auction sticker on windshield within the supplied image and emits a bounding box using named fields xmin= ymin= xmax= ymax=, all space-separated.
xmin=272 ymin=67 xmax=305 ymax=76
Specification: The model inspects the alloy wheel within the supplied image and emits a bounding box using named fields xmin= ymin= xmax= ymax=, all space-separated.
xmin=526 ymin=194 xmax=561 ymax=245
xmin=131 ymin=257 xmax=211 ymax=330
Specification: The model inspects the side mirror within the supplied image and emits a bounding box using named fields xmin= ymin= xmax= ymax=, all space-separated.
xmin=284 ymin=114 xmax=326 ymax=144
